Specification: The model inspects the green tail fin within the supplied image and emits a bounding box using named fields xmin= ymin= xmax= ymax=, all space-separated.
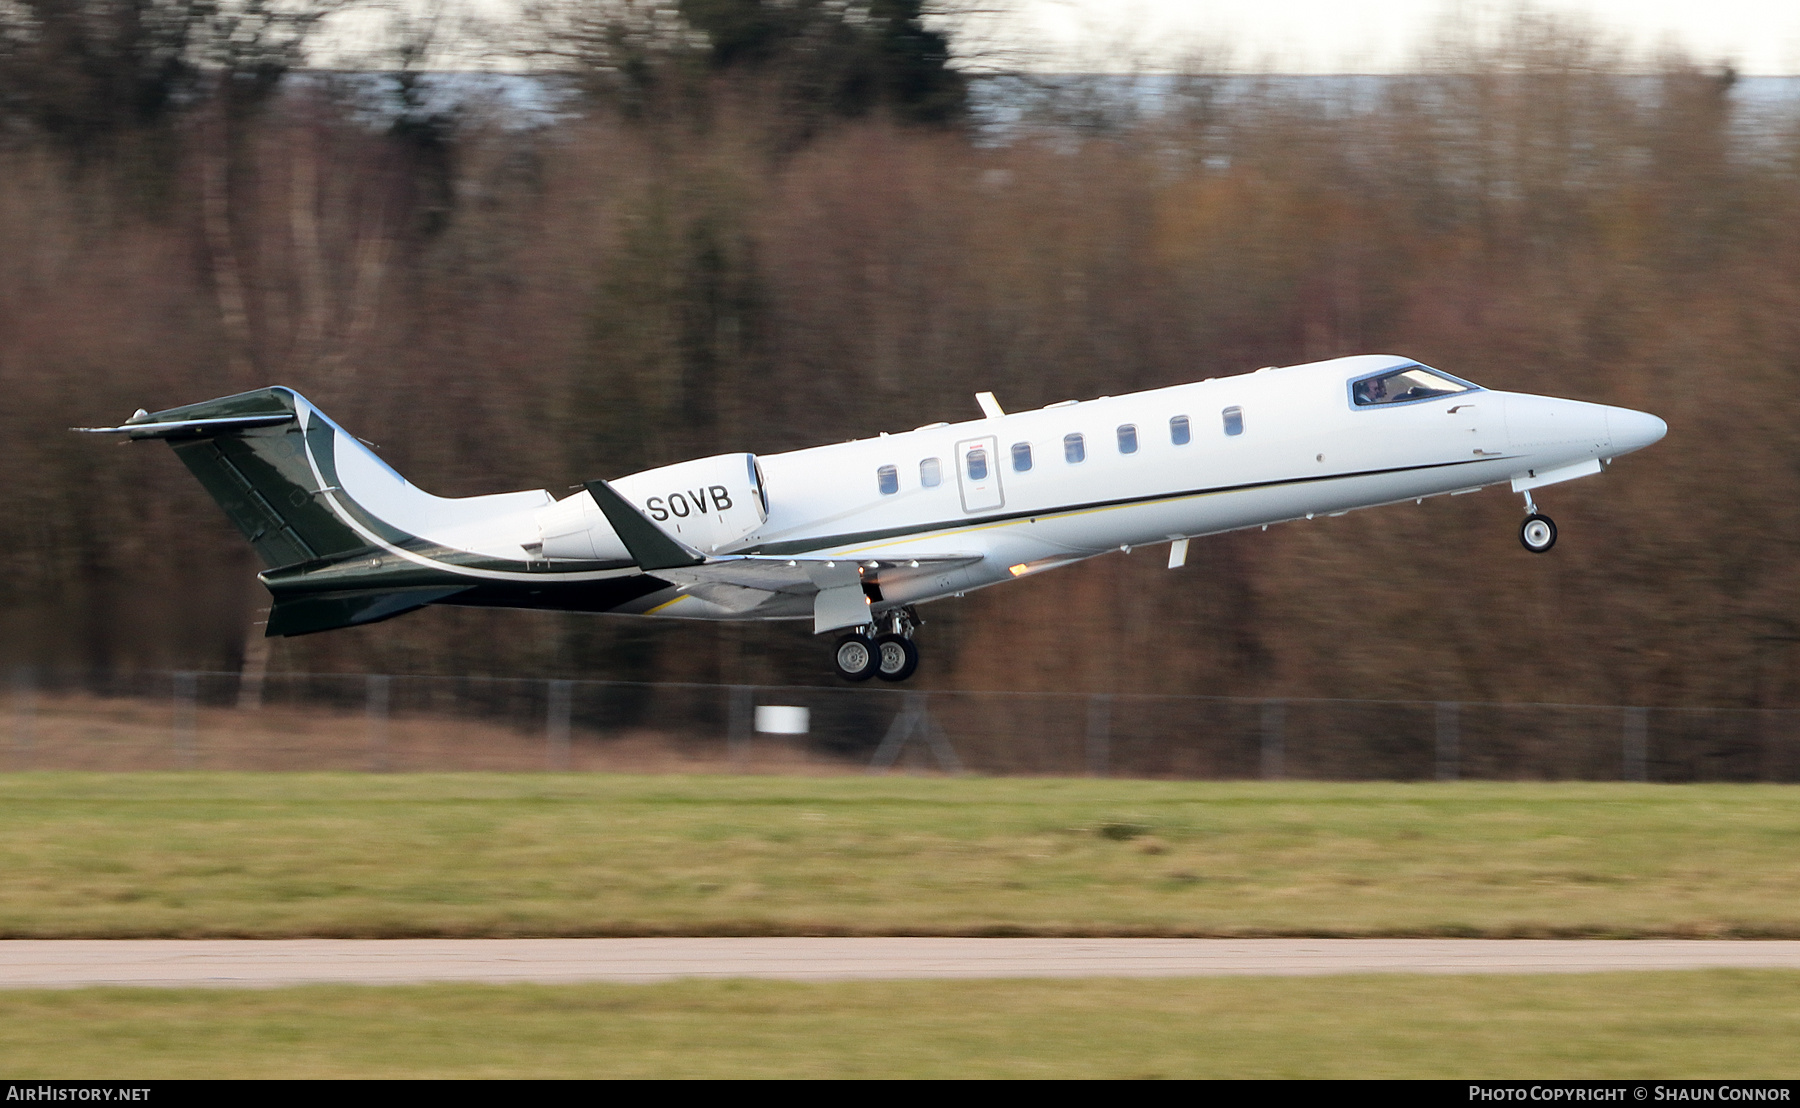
xmin=145 ymin=387 xmax=372 ymax=569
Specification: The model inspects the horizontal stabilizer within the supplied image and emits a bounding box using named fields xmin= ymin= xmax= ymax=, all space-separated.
xmin=584 ymin=479 xmax=706 ymax=571
xmin=266 ymin=586 xmax=470 ymax=637
xmin=73 ymin=413 xmax=295 ymax=439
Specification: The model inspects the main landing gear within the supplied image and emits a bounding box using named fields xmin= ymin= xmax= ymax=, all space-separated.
xmin=1519 ymin=489 xmax=1557 ymax=553
xmin=833 ymin=609 xmax=921 ymax=682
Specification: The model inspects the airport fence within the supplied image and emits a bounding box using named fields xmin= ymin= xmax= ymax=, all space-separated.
xmin=5 ymin=668 xmax=1800 ymax=780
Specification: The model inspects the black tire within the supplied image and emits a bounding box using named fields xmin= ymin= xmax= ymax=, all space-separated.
xmin=1520 ymin=513 xmax=1557 ymax=553
xmin=833 ymin=634 xmax=878 ymax=681
xmin=873 ymin=634 xmax=919 ymax=683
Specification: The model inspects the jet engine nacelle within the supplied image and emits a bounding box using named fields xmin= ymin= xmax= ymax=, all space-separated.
xmin=537 ymin=453 xmax=768 ymax=561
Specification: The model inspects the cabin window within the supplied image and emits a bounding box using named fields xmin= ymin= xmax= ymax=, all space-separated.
xmin=1064 ymin=433 xmax=1086 ymax=463
xmin=1011 ymin=442 xmax=1033 ymax=472
xmin=1222 ymin=406 xmax=1244 ymax=436
xmin=920 ymin=457 xmax=943 ymax=487
xmin=966 ymin=447 xmax=989 ymax=481
xmin=876 ymin=465 xmax=899 ymax=495
xmin=1117 ymin=424 xmax=1138 ymax=454
xmin=1170 ymin=415 xmax=1191 ymax=445
xmin=1351 ymin=365 xmax=1473 ymax=407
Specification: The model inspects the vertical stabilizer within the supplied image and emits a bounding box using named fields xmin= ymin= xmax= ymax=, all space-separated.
xmin=83 ymin=387 xmax=372 ymax=568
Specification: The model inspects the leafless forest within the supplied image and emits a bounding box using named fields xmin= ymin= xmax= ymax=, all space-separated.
xmin=2 ymin=4 xmax=1797 ymax=706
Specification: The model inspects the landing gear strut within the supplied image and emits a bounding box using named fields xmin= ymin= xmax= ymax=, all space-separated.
xmin=833 ymin=608 xmax=921 ymax=683
xmin=1519 ymin=489 xmax=1557 ymax=553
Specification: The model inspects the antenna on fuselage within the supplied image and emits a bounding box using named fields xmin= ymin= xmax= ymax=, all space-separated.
xmin=975 ymin=392 xmax=1004 ymax=419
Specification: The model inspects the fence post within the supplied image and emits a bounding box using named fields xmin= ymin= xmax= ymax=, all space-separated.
xmin=172 ymin=671 xmax=197 ymax=768
xmin=367 ymin=674 xmax=390 ymax=773
xmin=869 ymin=692 xmax=961 ymax=774
xmin=727 ymin=685 xmax=753 ymax=769
xmin=10 ymin=667 xmax=34 ymax=769
xmin=1435 ymin=701 xmax=1460 ymax=781
xmin=1260 ymin=699 xmax=1285 ymax=780
xmin=1623 ymin=706 xmax=1649 ymax=782
xmin=546 ymin=680 xmax=572 ymax=771
xmin=237 ymin=614 xmax=270 ymax=711
xmin=1085 ymin=694 xmax=1111 ymax=777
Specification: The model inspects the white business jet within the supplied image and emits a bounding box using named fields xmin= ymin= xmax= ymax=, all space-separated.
xmin=80 ymin=354 xmax=1665 ymax=681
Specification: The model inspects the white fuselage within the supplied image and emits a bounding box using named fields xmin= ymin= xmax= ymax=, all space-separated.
xmin=279 ymin=353 xmax=1664 ymax=626
xmin=627 ymin=353 xmax=1659 ymax=618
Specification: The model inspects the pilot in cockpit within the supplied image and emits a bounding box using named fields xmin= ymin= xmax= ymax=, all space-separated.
xmin=1354 ymin=365 xmax=1471 ymax=406
xmin=1353 ymin=376 xmax=1388 ymax=406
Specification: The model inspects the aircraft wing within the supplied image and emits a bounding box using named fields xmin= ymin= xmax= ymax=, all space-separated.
xmin=657 ymin=553 xmax=984 ymax=629
xmin=586 ymin=478 xmax=981 ymax=631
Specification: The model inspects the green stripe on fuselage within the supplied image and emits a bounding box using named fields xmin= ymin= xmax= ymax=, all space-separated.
xmin=298 ymin=412 xmax=632 ymax=579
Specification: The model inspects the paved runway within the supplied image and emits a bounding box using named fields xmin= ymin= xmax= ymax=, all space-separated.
xmin=1 ymin=939 xmax=1799 ymax=988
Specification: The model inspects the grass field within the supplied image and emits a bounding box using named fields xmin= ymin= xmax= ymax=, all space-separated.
xmin=1 ymin=971 xmax=1796 ymax=1078
xmin=1 ymin=774 xmax=1797 ymax=937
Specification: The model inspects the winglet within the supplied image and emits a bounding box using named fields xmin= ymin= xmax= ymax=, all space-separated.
xmin=584 ymin=479 xmax=707 ymax=571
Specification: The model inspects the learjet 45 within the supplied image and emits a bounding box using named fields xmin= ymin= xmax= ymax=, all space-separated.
xmin=79 ymin=354 xmax=1665 ymax=681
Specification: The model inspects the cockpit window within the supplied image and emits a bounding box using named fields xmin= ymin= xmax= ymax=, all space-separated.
xmin=1351 ymin=365 xmax=1475 ymax=407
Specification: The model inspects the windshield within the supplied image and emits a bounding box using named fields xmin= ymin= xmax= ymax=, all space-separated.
xmin=1351 ymin=365 xmax=1474 ymax=407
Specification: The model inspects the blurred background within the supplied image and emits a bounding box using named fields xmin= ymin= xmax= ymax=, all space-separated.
xmin=1 ymin=0 xmax=1796 ymax=714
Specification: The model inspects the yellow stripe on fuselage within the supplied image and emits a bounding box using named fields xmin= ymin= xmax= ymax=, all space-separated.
xmin=836 ymin=489 xmax=1210 ymax=557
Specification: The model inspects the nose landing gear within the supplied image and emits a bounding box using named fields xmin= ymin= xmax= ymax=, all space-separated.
xmin=1519 ymin=489 xmax=1557 ymax=553
xmin=832 ymin=608 xmax=921 ymax=682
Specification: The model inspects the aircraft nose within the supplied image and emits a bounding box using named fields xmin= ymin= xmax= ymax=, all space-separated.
xmin=1607 ymin=407 xmax=1667 ymax=456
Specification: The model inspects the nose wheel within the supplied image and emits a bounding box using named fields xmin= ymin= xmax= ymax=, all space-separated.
xmin=1518 ymin=490 xmax=1557 ymax=553
xmin=1520 ymin=514 xmax=1557 ymax=552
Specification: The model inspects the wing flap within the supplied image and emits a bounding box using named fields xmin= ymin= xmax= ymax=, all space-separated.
xmin=813 ymin=584 xmax=871 ymax=633
xmin=654 ymin=552 xmax=985 ymax=630
xmin=683 ymin=581 xmax=778 ymax=614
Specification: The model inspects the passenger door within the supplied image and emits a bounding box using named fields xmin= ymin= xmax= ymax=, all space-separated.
xmin=955 ymin=436 xmax=1004 ymax=513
